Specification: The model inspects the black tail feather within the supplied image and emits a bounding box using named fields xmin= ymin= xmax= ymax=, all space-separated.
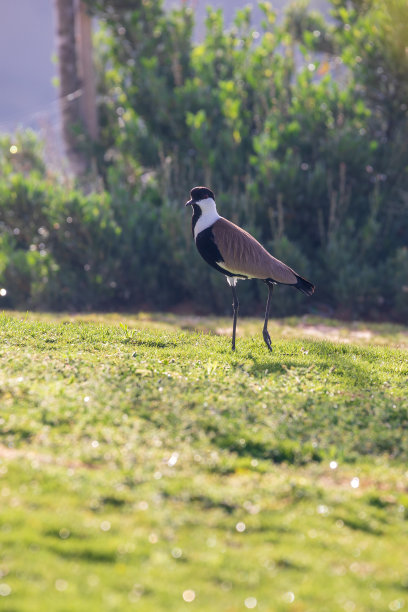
xmin=295 ymin=275 xmax=315 ymax=296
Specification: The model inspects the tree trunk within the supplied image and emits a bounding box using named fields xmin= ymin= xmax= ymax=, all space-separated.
xmin=54 ymin=0 xmax=97 ymax=176
xmin=76 ymin=1 xmax=99 ymax=142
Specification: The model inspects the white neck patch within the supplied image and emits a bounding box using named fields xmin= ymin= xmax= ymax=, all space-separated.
xmin=193 ymin=198 xmax=220 ymax=239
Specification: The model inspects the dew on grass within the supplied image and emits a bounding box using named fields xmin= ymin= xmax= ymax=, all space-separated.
xmin=330 ymin=461 xmax=338 ymax=469
xmin=172 ymin=547 xmax=182 ymax=559
xmin=283 ymin=591 xmax=295 ymax=603
xmin=167 ymin=452 xmax=179 ymax=467
xmin=350 ymin=477 xmax=360 ymax=489
xmin=59 ymin=528 xmax=70 ymax=539
xmin=91 ymin=440 xmax=99 ymax=448
xmin=236 ymin=521 xmax=246 ymax=532
xmin=87 ymin=574 xmax=100 ymax=587
xmin=317 ymin=504 xmax=329 ymax=516
xmin=182 ymin=589 xmax=195 ymax=602
xmin=100 ymin=521 xmax=111 ymax=532
xmin=389 ymin=600 xmax=404 ymax=611
xmin=0 ymin=583 xmax=11 ymax=596
xmin=84 ymin=396 xmax=90 ymax=403
xmin=245 ymin=596 xmax=257 ymax=608
xmin=0 ymin=289 xmax=7 ymax=297
xmin=244 ymin=501 xmax=260 ymax=515
xmin=55 ymin=579 xmax=68 ymax=591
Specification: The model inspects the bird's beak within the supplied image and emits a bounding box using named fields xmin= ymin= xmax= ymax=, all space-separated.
xmin=185 ymin=199 xmax=194 ymax=207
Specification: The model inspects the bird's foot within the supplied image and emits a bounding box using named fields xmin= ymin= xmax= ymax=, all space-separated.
xmin=262 ymin=328 xmax=272 ymax=352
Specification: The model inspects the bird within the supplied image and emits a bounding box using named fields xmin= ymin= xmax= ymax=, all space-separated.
xmin=185 ymin=186 xmax=315 ymax=351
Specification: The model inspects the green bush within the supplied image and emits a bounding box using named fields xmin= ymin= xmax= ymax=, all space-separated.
xmin=89 ymin=0 xmax=408 ymax=318
xmin=0 ymin=1 xmax=407 ymax=319
xmin=0 ymin=172 xmax=119 ymax=310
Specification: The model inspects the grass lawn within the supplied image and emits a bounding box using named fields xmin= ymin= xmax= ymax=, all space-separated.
xmin=0 ymin=311 xmax=407 ymax=611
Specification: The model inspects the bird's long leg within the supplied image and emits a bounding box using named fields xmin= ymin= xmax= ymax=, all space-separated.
xmin=262 ymin=283 xmax=273 ymax=352
xmin=231 ymin=284 xmax=239 ymax=351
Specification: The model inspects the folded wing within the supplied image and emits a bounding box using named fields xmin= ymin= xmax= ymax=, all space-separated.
xmin=212 ymin=217 xmax=298 ymax=285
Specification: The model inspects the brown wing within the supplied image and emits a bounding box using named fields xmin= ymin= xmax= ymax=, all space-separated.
xmin=212 ymin=218 xmax=298 ymax=284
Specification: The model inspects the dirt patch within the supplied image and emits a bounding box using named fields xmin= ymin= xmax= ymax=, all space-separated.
xmin=298 ymin=324 xmax=371 ymax=343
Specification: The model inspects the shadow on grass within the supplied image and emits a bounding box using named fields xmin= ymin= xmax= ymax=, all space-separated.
xmin=248 ymin=338 xmax=391 ymax=391
xmin=46 ymin=544 xmax=117 ymax=563
xmin=122 ymin=338 xmax=178 ymax=349
xmin=335 ymin=515 xmax=384 ymax=536
xmin=203 ymin=422 xmax=323 ymax=465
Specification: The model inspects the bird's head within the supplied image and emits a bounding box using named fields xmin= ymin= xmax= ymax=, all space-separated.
xmin=186 ymin=186 xmax=220 ymax=237
xmin=185 ymin=186 xmax=215 ymax=212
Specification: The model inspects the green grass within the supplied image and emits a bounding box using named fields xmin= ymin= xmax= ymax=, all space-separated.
xmin=0 ymin=311 xmax=407 ymax=611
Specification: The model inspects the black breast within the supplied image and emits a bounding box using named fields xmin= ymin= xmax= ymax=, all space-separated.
xmin=195 ymin=227 xmax=232 ymax=275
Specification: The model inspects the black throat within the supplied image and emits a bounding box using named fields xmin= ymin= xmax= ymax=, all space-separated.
xmin=195 ymin=227 xmax=231 ymax=276
xmin=191 ymin=203 xmax=202 ymax=237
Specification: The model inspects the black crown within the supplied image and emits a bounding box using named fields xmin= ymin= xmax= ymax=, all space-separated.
xmin=190 ymin=186 xmax=215 ymax=202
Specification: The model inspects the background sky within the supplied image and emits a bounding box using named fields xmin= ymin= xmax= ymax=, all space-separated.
xmin=0 ymin=0 xmax=56 ymax=132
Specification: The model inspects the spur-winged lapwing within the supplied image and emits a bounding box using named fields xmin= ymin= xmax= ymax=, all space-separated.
xmin=185 ymin=186 xmax=315 ymax=351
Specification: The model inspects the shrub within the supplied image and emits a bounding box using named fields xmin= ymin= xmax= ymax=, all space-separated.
xmin=1 ymin=1 xmax=407 ymax=319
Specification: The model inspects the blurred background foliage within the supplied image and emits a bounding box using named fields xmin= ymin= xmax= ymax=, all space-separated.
xmin=0 ymin=0 xmax=407 ymax=318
